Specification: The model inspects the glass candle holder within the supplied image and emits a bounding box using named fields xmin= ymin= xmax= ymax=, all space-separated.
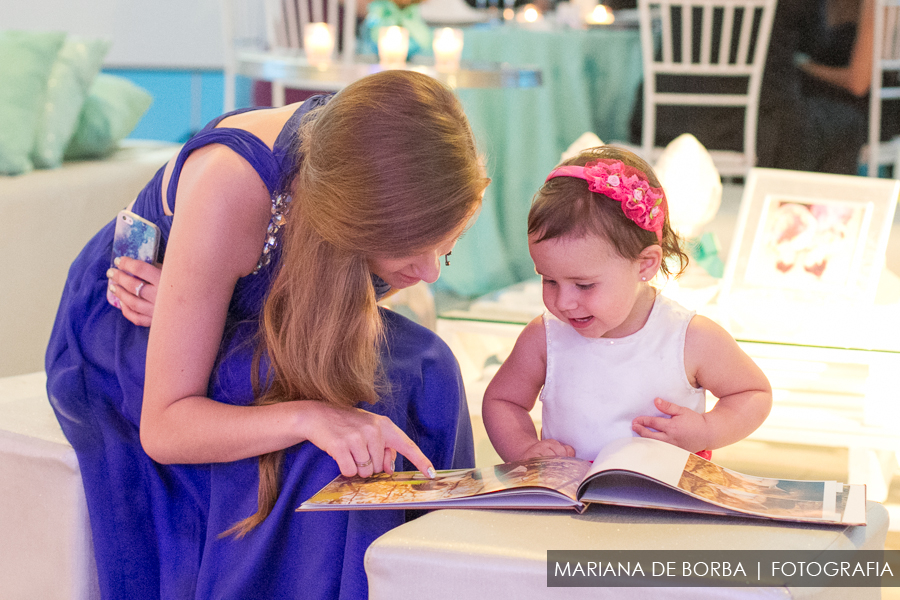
xmin=432 ymin=27 xmax=464 ymax=72
xmin=304 ymin=22 xmax=335 ymax=67
xmin=378 ymin=26 xmax=410 ymax=68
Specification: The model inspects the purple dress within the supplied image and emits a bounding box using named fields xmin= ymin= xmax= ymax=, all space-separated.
xmin=45 ymin=96 xmax=475 ymax=600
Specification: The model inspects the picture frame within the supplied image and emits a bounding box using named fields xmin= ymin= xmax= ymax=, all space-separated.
xmin=720 ymin=168 xmax=900 ymax=308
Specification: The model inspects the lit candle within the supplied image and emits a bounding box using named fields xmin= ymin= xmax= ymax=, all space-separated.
xmin=516 ymin=4 xmax=541 ymax=23
xmin=378 ymin=26 xmax=410 ymax=67
xmin=304 ymin=22 xmax=335 ymax=68
xmin=432 ymin=27 xmax=463 ymax=72
xmin=587 ymin=5 xmax=615 ymax=25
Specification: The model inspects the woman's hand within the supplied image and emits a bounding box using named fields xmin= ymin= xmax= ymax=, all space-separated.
xmin=107 ymin=256 xmax=161 ymax=327
xmin=517 ymin=438 xmax=576 ymax=461
xmin=631 ymin=397 xmax=711 ymax=454
xmin=298 ymin=401 xmax=435 ymax=479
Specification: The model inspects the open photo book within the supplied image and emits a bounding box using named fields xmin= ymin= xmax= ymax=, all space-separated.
xmin=298 ymin=437 xmax=867 ymax=525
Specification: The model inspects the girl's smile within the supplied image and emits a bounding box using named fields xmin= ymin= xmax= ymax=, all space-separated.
xmin=569 ymin=315 xmax=594 ymax=329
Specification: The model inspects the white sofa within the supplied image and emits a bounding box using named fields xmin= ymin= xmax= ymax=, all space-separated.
xmin=0 ymin=141 xmax=179 ymax=600
xmin=0 ymin=140 xmax=180 ymax=378
xmin=0 ymin=371 xmax=97 ymax=600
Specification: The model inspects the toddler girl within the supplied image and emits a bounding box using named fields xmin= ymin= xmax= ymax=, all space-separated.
xmin=482 ymin=146 xmax=772 ymax=462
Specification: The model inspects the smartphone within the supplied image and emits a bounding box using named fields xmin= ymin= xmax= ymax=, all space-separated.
xmin=108 ymin=210 xmax=161 ymax=306
xmin=111 ymin=209 xmax=160 ymax=267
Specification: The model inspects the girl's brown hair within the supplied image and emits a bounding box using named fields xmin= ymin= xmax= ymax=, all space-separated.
xmin=528 ymin=145 xmax=688 ymax=278
xmin=225 ymin=70 xmax=489 ymax=538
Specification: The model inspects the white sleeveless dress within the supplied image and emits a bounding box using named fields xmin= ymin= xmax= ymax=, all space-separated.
xmin=540 ymin=293 xmax=706 ymax=460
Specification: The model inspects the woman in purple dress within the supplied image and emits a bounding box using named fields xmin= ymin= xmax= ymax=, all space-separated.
xmin=46 ymin=70 xmax=487 ymax=599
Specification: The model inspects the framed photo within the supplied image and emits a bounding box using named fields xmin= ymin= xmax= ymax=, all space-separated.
xmin=720 ymin=168 xmax=900 ymax=307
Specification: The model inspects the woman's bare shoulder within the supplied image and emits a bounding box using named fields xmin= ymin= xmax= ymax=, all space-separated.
xmin=215 ymin=103 xmax=305 ymax=148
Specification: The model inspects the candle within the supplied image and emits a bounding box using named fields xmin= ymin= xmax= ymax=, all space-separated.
xmin=516 ymin=4 xmax=541 ymax=23
xmin=304 ymin=22 xmax=335 ymax=67
xmin=586 ymin=5 xmax=615 ymax=25
xmin=432 ymin=28 xmax=463 ymax=72
xmin=378 ymin=26 xmax=410 ymax=67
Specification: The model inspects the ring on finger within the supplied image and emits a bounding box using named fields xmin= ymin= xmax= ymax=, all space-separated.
xmin=135 ymin=281 xmax=145 ymax=299
xmin=355 ymin=458 xmax=373 ymax=468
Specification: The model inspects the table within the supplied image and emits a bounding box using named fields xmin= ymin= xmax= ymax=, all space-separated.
xmin=234 ymin=50 xmax=543 ymax=92
xmin=365 ymin=503 xmax=889 ymax=600
xmin=437 ymin=23 xmax=644 ymax=297
xmin=435 ymin=271 xmax=900 ymax=502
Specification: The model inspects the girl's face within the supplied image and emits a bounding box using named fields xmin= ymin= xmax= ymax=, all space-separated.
xmin=367 ymin=206 xmax=480 ymax=290
xmin=529 ymin=232 xmax=656 ymax=339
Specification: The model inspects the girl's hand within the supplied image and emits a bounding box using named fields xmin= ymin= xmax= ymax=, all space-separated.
xmin=631 ymin=398 xmax=711 ymax=454
xmin=107 ymin=256 xmax=161 ymax=327
xmin=518 ymin=438 xmax=576 ymax=461
xmin=298 ymin=401 xmax=434 ymax=479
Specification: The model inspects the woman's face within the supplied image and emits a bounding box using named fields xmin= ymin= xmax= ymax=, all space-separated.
xmin=367 ymin=205 xmax=480 ymax=290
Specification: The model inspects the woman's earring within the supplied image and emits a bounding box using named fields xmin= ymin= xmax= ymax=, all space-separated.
xmin=444 ymin=252 xmax=451 ymax=266
xmin=641 ymin=276 xmax=647 ymax=281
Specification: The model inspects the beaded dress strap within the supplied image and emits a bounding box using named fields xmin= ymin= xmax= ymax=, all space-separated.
xmin=164 ymin=99 xmax=328 ymax=275
xmin=164 ymin=128 xmax=286 ymax=274
xmin=254 ymin=95 xmax=331 ymax=274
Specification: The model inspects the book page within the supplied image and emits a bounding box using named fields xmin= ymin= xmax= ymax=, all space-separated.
xmin=585 ymin=437 xmax=689 ymax=487
xmin=675 ymin=454 xmax=838 ymax=520
xmin=301 ymin=457 xmax=592 ymax=509
xmin=579 ymin=438 xmax=866 ymax=524
xmin=579 ymin=473 xmax=737 ymax=516
xmin=841 ymin=484 xmax=867 ymax=525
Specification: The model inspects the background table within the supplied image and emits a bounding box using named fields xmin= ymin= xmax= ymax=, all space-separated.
xmin=437 ymin=23 xmax=644 ymax=297
xmin=235 ymin=51 xmax=542 ymax=93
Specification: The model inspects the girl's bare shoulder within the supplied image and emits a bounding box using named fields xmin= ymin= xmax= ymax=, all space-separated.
xmin=508 ymin=315 xmax=549 ymax=363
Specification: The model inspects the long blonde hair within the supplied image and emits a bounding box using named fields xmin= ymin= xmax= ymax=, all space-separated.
xmin=225 ymin=71 xmax=488 ymax=537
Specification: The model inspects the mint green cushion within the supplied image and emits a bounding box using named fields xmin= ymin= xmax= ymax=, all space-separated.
xmin=0 ymin=30 xmax=67 ymax=175
xmin=31 ymin=36 xmax=111 ymax=169
xmin=64 ymin=74 xmax=153 ymax=160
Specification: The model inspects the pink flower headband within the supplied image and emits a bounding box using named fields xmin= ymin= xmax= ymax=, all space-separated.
xmin=545 ymin=159 xmax=666 ymax=243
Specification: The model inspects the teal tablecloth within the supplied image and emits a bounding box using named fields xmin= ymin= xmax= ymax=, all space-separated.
xmin=435 ymin=24 xmax=643 ymax=297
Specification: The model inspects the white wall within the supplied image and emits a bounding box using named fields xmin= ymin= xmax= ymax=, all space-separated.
xmin=1 ymin=0 xmax=227 ymax=69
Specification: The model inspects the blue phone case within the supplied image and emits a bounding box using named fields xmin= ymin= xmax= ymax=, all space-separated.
xmin=111 ymin=210 xmax=160 ymax=266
